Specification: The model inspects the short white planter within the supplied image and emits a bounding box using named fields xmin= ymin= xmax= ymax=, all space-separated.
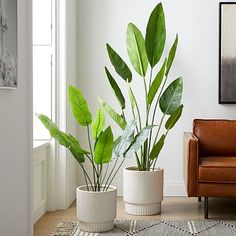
xmin=123 ymin=166 xmax=164 ymax=216
xmin=76 ymin=185 xmax=117 ymax=232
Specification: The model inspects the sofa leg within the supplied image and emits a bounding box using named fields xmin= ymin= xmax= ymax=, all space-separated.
xmin=204 ymin=197 xmax=208 ymax=219
xmin=198 ymin=197 xmax=201 ymax=202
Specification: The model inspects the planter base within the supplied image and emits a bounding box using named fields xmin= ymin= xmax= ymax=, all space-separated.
xmin=125 ymin=202 xmax=161 ymax=216
xmin=79 ymin=220 xmax=114 ymax=232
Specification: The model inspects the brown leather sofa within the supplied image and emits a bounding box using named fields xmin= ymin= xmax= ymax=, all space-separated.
xmin=184 ymin=119 xmax=236 ymax=218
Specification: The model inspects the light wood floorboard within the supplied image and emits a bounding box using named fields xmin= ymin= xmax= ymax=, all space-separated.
xmin=34 ymin=197 xmax=236 ymax=236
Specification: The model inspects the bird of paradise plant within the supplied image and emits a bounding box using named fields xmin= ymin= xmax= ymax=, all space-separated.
xmin=100 ymin=2 xmax=184 ymax=171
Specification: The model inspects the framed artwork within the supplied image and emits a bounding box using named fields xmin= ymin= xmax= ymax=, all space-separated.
xmin=0 ymin=0 xmax=17 ymax=89
xmin=219 ymin=2 xmax=236 ymax=103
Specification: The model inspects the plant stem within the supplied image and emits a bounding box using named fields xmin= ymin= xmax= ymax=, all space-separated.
xmin=85 ymin=154 xmax=99 ymax=176
xmin=97 ymin=164 xmax=102 ymax=191
xmin=153 ymin=113 xmax=165 ymax=145
xmin=104 ymin=157 xmax=118 ymax=190
xmin=101 ymin=162 xmax=109 ymax=185
xmin=82 ymin=168 xmax=89 ymax=191
xmin=147 ymin=75 xmax=168 ymax=156
xmin=142 ymin=68 xmax=152 ymax=171
xmin=131 ymin=106 xmax=143 ymax=159
xmin=86 ymin=125 xmax=97 ymax=190
xmin=148 ymin=68 xmax=153 ymax=89
xmin=152 ymin=129 xmax=169 ymax=170
xmin=86 ymin=125 xmax=94 ymax=157
xmin=80 ymin=164 xmax=94 ymax=191
xmin=151 ymin=113 xmax=166 ymax=170
xmin=105 ymin=158 xmax=125 ymax=191
xmin=128 ymin=84 xmax=142 ymax=131
xmin=122 ymin=109 xmax=125 ymax=118
xmin=85 ymin=153 xmax=98 ymax=190
xmin=135 ymin=152 xmax=141 ymax=169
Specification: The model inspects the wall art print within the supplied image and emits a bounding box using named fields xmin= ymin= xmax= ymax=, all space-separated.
xmin=0 ymin=0 xmax=17 ymax=89
xmin=219 ymin=2 xmax=236 ymax=103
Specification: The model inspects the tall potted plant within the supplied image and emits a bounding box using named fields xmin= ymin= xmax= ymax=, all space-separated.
xmin=100 ymin=2 xmax=183 ymax=215
xmin=37 ymin=86 xmax=152 ymax=232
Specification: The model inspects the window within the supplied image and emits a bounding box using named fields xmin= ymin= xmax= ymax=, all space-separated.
xmin=33 ymin=0 xmax=54 ymax=140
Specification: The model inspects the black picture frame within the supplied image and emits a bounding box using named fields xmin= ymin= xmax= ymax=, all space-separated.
xmin=219 ymin=2 xmax=236 ymax=104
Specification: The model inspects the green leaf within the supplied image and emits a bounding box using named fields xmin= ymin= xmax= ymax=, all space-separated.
xmin=159 ymin=77 xmax=183 ymax=115
xmin=145 ymin=3 xmax=166 ymax=68
xmin=166 ymin=34 xmax=178 ymax=76
xmin=94 ymin=126 xmax=114 ymax=164
xmin=126 ymin=23 xmax=148 ymax=77
xmin=113 ymin=120 xmax=136 ymax=157
xmin=150 ymin=134 xmax=166 ymax=160
xmin=68 ymin=86 xmax=92 ymax=126
xmin=37 ymin=114 xmax=70 ymax=147
xmin=105 ymin=67 xmax=126 ymax=109
xmin=92 ymin=108 xmax=105 ymax=139
xmin=66 ymin=134 xmax=86 ymax=163
xmin=125 ymin=125 xmax=154 ymax=158
xmin=106 ymin=43 xmax=132 ymax=82
xmin=127 ymin=82 xmax=135 ymax=109
xmin=36 ymin=114 xmax=85 ymax=163
xmin=99 ymin=98 xmax=127 ymax=130
xmin=147 ymin=59 xmax=167 ymax=105
xmin=165 ymin=104 xmax=183 ymax=130
xmin=67 ymin=134 xmax=89 ymax=154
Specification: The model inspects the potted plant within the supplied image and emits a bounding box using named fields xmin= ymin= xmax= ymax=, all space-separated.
xmin=100 ymin=2 xmax=183 ymax=215
xmin=37 ymin=86 xmax=151 ymax=232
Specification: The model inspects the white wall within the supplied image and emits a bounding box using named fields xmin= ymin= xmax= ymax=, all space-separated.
xmin=66 ymin=0 xmax=79 ymax=207
xmin=77 ymin=0 xmax=236 ymax=195
xmin=0 ymin=0 xmax=32 ymax=236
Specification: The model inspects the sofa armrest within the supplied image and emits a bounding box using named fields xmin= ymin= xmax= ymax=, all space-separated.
xmin=184 ymin=132 xmax=199 ymax=197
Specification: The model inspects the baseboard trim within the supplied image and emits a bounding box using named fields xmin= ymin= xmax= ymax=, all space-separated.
xmin=113 ymin=181 xmax=186 ymax=197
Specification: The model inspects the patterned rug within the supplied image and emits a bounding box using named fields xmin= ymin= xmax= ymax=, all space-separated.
xmin=51 ymin=220 xmax=236 ymax=236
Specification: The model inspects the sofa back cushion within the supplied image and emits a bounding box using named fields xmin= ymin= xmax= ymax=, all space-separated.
xmin=193 ymin=119 xmax=236 ymax=156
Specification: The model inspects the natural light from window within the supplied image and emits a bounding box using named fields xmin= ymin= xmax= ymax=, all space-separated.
xmin=33 ymin=0 xmax=53 ymax=140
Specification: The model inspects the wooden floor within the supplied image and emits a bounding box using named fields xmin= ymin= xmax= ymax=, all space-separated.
xmin=34 ymin=197 xmax=236 ymax=236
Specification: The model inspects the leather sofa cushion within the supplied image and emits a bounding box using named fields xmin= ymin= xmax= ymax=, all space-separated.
xmin=199 ymin=156 xmax=236 ymax=183
xmin=193 ymin=119 xmax=236 ymax=156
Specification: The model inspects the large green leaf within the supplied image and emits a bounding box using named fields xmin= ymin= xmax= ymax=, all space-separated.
xmin=145 ymin=3 xmax=166 ymax=68
xmin=159 ymin=77 xmax=183 ymax=115
xmin=147 ymin=59 xmax=167 ymax=105
xmin=125 ymin=125 xmax=153 ymax=158
xmin=99 ymin=98 xmax=127 ymax=130
xmin=105 ymin=67 xmax=126 ymax=109
xmin=126 ymin=23 xmax=148 ymax=77
xmin=165 ymin=104 xmax=183 ymax=130
xmin=36 ymin=114 xmax=85 ymax=163
xmin=37 ymin=114 xmax=70 ymax=147
xmin=68 ymin=86 xmax=92 ymax=126
xmin=94 ymin=126 xmax=114 ymax=164
xmin=113 ymin=120 xmax=136 ymax=157
xmin=166 ymin=34 xmax=178 ymax=76
xmin=106 ymin=43 xmax=132 ymax=82
xmin=150 ymin=134 xmax=166 ymax=160
xmin=92 ymin=108 xmax=105 ymax=139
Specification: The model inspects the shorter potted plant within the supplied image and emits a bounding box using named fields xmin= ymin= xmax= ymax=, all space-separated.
xmin=37 ymin=86 xmax=151 ymax=232
xmin=101 ymin=2 xmax=183 ymax=215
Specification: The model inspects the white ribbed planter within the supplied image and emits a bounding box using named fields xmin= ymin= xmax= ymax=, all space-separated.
xmin=123 ymin=166 xmax=164 ymax=216
xmin=76 ymin=186 xmax=117 ymax=232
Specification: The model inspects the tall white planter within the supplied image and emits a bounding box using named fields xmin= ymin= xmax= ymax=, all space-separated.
xmin=76 ymin=186 xmax=117 ymax=232
xmin=123 ymin=166 xmax=164 ymax=215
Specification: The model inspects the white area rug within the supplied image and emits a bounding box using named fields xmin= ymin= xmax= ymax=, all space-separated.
xmin=51 ymin=220 xmax=236 ymax=236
